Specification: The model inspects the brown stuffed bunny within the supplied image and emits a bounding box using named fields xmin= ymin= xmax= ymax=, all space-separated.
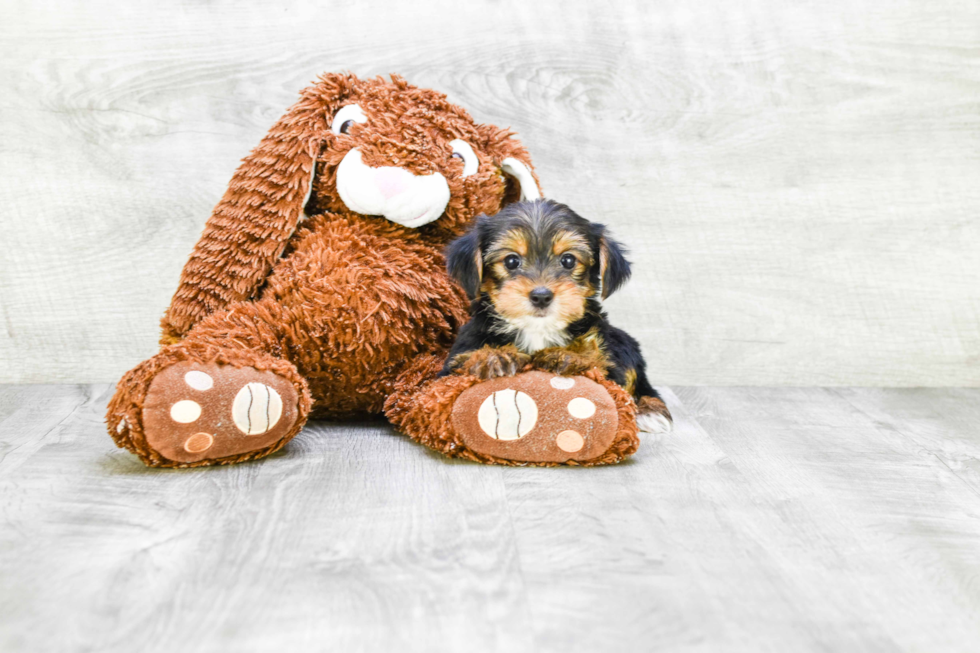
xmin=106 ymin=73 xmax=640 ymax=468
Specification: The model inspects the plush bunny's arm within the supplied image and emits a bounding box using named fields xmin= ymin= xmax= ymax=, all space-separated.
xmin=160 ymin=99 xmax=325 ymax=343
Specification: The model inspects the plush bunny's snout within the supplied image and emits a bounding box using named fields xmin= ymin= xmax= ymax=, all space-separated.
xmin=336 ymin=148 xmax=451 ymax=229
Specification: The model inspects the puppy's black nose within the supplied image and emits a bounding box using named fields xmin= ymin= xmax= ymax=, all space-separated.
xmin=529 ymin=287 xmax=554 ymax=309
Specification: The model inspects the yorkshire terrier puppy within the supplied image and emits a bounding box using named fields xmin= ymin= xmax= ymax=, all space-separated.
xmin=441 ymin=198 xmax=672 ymax=433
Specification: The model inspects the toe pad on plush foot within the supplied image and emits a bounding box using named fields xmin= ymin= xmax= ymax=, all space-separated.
xmin=142 ymin=362 xmax=299 ymax=464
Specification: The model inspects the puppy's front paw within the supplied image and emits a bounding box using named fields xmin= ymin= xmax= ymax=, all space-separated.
xmin=451 ymin=346 xmax=531 ymax=380
xmin=531 ymin=346 xmax=609 ymax=376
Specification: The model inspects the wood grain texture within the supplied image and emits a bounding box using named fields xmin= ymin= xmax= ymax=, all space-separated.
xmin=0 ymin=1 xmax=979 ymax=385
xmin=3 ymin=384 xmax=980 ymax=651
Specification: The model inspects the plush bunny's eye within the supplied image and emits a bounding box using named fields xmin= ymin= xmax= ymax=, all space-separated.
xmin=448 ymin=139 xmax=478 ymax=177
xmin=332 ymin=104 xmax=367 ymax=135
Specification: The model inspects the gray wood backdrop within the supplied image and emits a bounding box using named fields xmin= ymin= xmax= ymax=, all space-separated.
xmin=1 ymin=0 xmax=978 ymax=386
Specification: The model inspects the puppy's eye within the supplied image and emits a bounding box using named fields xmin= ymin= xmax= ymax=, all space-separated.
xmin=332 ymin=104 xmax=367 ymax=135
xmin=560 ymin=253 xmax=577 ymax=270
xmin=503 ymin=254 xmax=521 ymax=271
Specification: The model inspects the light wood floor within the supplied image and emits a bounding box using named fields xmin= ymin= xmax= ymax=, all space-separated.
xmin=2 ymin=384 xmax=979 ymax=652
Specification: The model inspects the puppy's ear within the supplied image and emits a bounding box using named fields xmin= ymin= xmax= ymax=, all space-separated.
xmin=446 ymin=226 xmax=483 ymax=299
xmin=593 ymin=225 xmax=631 ymax=299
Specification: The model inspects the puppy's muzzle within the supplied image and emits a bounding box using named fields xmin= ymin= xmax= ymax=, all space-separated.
xmin=336 ymin=148 xmax=451 ymax=228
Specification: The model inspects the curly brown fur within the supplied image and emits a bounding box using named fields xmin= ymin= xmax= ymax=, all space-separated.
xmin=108 ymin=72 xmax=542 ymax=467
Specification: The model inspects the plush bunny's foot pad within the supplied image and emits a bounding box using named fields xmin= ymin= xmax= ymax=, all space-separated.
xmin=140 ymin=363 xmax=301 ymax=464
xmin=389 ymin=368 xmax=640 ymax=466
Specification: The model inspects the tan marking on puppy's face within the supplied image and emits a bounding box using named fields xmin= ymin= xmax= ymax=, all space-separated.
xmin=549 ymin=278 xmax=590 ymax=325
xmin=491 ymin=231 xmax=529 ymax=258
xmin=552 ymin=231 xmax=590 ymax=258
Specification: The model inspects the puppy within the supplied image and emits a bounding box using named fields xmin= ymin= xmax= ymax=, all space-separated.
xmin=441 ymin=198 xmax=672 ymax=433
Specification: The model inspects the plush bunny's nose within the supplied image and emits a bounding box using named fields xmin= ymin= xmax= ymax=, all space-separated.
xmin=374 ymin=167 xmax=412 ymax=199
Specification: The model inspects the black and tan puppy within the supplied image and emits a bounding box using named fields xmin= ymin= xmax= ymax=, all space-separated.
xmin=441 ymin=198 xmax=672 ymax=433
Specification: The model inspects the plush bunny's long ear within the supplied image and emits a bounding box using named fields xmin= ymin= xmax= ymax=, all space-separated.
xmin=161 ymin=86 xmax=335 ymax=343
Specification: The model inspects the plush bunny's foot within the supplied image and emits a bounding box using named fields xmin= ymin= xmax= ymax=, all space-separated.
xmin=109 ymin=351 xmax=310 ymax=468
xmin=139 ymin=362 xmax=301 ymax=464
xmin=388 ymin=366 xmax=639 ymax=466
xmin=452 ymin=371 xmax=624 ymax=464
